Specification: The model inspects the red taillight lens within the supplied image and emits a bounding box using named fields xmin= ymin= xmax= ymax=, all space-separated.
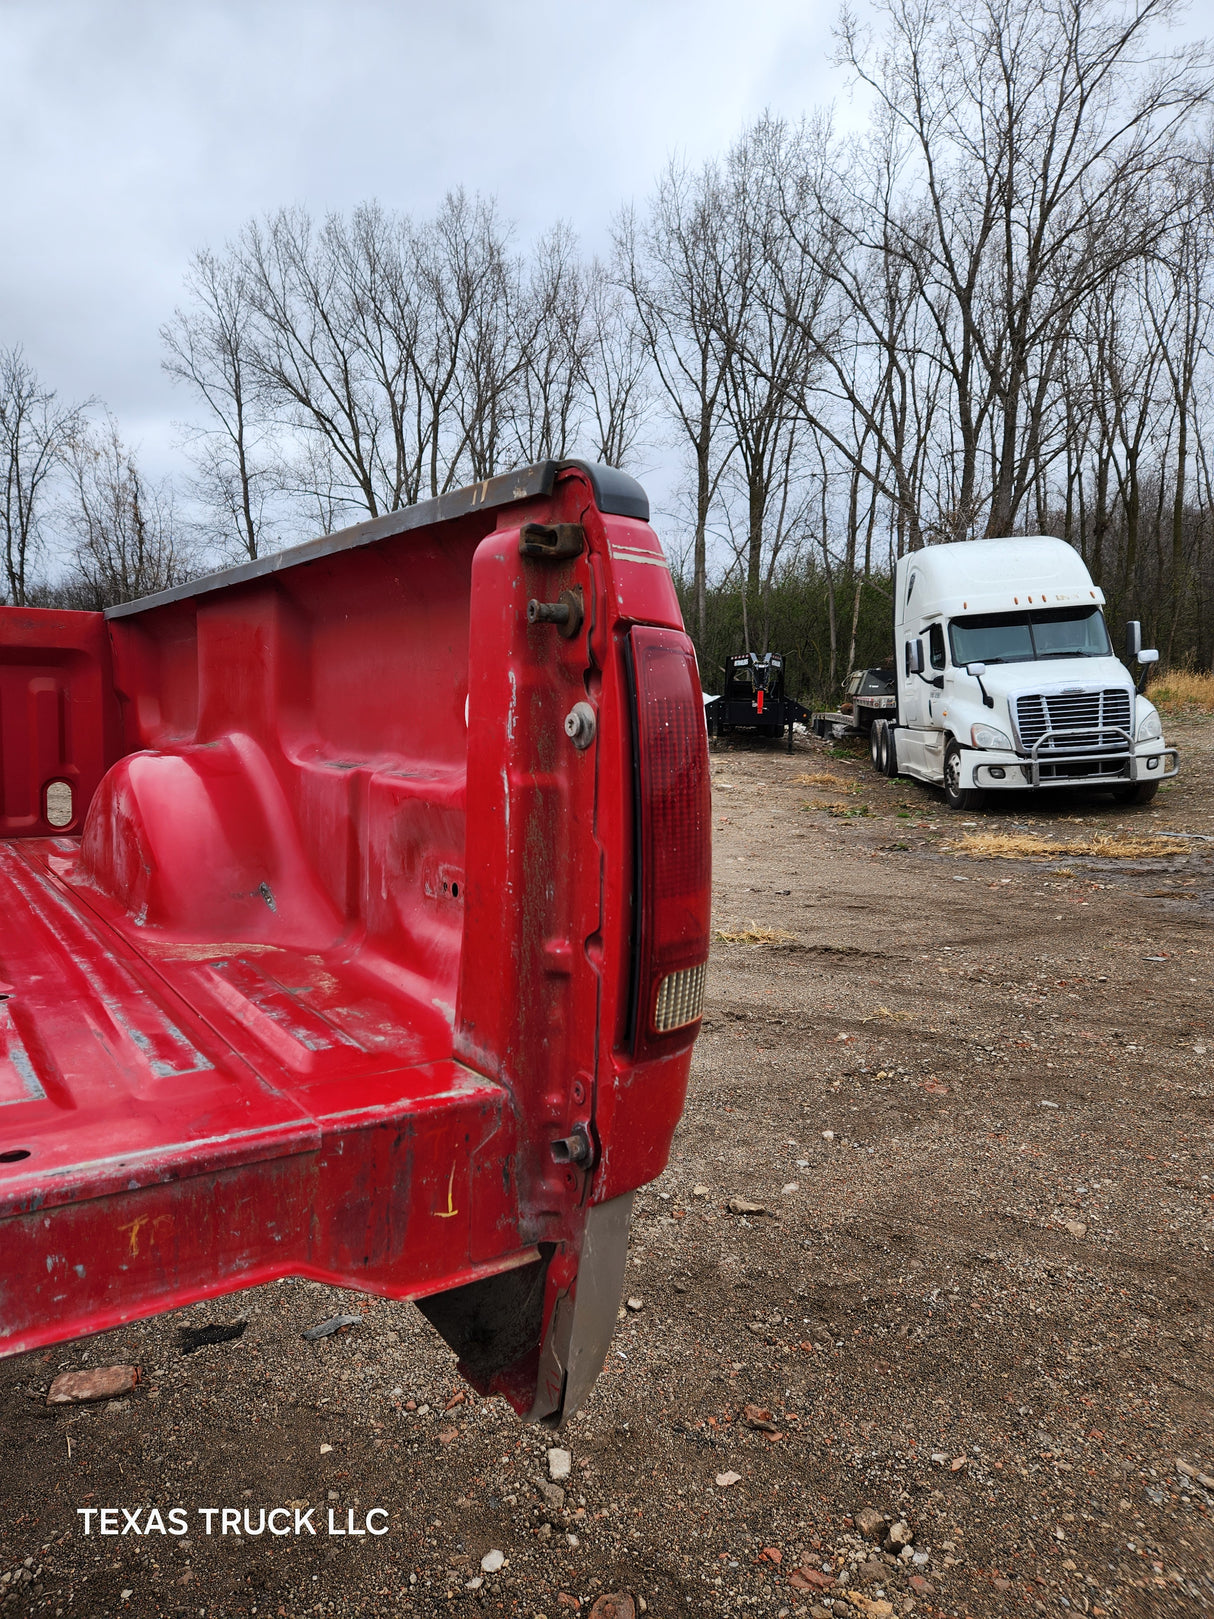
xmin=628 ymin=626 xmax=711 ymax=1045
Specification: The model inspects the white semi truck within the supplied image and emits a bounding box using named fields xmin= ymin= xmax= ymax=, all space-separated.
xmin=866 ymin=536 xmax=1179 ymax=811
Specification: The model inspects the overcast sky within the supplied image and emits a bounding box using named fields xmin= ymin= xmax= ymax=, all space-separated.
xmin=1 ymin=0 xmax=856 ymax=492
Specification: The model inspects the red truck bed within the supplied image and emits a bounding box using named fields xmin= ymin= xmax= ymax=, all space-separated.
xmin=0 ymin=460 xmax=710 ymax=1424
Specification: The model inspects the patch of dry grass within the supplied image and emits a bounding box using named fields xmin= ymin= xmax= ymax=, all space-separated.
xmin=795 ymin=771 xmax=854 ymax=790
xmin=951 ymin=831 xmax=1190 ymax=860
xmin=1150 ymin=668 xmax=1214 ymax=714
xmin=714 ymin=920 xmax=798 ymax=946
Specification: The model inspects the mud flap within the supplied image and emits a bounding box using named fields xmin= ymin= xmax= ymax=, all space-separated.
xmin=416 ymin=1193 xmax=635 ymax=1427
xmin=527 ymin=1192 xmax=635 ymax=1428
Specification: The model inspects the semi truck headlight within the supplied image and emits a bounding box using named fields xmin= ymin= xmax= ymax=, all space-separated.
xmin=1136 ymin=709 xmax=1162 ymax=741
xmin=971 ymin=723 xmax=1012 ymax=749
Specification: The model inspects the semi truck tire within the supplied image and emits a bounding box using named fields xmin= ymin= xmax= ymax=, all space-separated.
xmin=870 ymin=721 xmax=884 ymax=771
xmin=1113 ymin=780 xmax=1159 ymax=805
xmin=944 ymin=742 xmax=985 ymax=811
xmin=883 ymin=724 xmax=898 ymax=778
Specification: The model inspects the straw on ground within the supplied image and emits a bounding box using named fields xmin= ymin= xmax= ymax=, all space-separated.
xmin=950 ymin=831 xmax=1190 ymax=860
xmin=795 ymin=771 xmax=854 ymax=790
xmin=1150 ymin=669 xmax=1214 ymax=714
xmin=715 ymin=921 xmax=798 ymax=945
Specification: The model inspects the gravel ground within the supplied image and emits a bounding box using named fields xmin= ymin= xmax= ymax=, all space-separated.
xmin=2 ymin=714 xmax=1211 ymax=1619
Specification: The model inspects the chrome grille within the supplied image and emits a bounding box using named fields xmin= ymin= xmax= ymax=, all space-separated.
xmin=1015 ymin=689 xmax=1131 ymax=751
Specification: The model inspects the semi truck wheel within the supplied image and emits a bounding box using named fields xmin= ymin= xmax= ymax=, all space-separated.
xmin=1113 ymin=780 xmax=1159 ymax=805
xmin=944 ymin=742 xmax=985 ymax=811
xmin=883 ymin=724 xmax=898 ymax=778
xmin=870 ymin=721 xmax=884 ymax=771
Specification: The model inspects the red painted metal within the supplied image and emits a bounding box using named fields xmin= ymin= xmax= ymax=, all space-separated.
xmin=0 ymin=463 xmax=709 ymax=1417
xmin=0 ymin=606 xmax=120 ymax=838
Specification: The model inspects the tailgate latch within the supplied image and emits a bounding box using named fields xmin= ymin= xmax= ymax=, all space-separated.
xmin=550 ymin=1123 xmax=594 ymax=1167
xmin=520 ymin=522 xmax=584 ymax=560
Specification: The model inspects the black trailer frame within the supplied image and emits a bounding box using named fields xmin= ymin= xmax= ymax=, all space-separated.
xmin=704 ymin=652 xmax=810 ymax=751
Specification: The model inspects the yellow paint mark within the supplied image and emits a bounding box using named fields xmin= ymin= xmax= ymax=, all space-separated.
xmin=118 ymin=1216 xmax=150 ymax=1256
xmin=116 ymin=1213 xmax=170 ymax=1257
xmin=435 ymin=1164 xmax=459 ymax=1219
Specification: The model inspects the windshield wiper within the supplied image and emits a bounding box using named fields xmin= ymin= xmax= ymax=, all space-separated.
xmin=1038 ymin=650 xmax=1089 ymax=659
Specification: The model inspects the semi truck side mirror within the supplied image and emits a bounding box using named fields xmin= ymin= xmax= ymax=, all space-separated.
xmin=1135 ymin=646 xmax=1159 ymax=693
xmin=966 ymin=661 xmax=994 ymax=708
xmin=1125 ymin=621 xmax=1142 ymax=659
xmin=906 ymin=639 xmax=924 ymax=676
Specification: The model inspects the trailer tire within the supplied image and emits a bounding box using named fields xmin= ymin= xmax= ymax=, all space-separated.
xmin=944 ymin=742 xmax=985 ymax=811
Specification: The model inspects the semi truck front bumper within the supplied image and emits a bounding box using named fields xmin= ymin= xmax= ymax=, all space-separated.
xmin=962 ymin=738 xmax=1179 ymax=790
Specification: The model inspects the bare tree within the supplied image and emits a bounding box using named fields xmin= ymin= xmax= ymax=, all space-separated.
xmin=617 ymin=160 xmax=735 ymax=640
xmin=581 ymin=259 xmax=652 ymax=470
xmin=0 ymin=348 xmax=84 ymax=603
xmin=164 ymin=247 xmax=280 ymax=563
xmin=1144 ymin=148 xmax=1214 ymax=657
xmin=506 ymin=222 xmax=591 ymax=466
xmin=60 ymin=415 xmax=195 ymax=607
xmin=162 ymin=249 xmax=279 ymax=561
xmin=413 ymin=190 xmax=518 ymax=494
xmin=838 ymin=0 xmax=1211 ymax=537
xmin=717 ymin=117 xmax=824 ymax=630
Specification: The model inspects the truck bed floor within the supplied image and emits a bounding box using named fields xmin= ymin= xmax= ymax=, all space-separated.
xmin=0 ymin=836 xmax=484 ymax=1216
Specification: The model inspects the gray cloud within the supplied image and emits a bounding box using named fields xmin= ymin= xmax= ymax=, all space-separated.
xmin=1 ymin=0 xmax=842 ymax=484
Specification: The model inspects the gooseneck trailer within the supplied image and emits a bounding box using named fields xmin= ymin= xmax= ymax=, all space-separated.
xmin=704 ymin=652 xmax=810 ymax=749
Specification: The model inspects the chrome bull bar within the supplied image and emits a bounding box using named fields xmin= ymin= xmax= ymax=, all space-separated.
xmin=1026 ymin=724 xmax=1133 ymax=788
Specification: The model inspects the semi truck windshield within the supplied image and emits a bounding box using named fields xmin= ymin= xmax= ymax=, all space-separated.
xmin=949 ymin=606 xmax=1110 ymax=666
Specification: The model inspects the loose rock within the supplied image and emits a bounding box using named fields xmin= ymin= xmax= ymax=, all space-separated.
xmin=883 ymin=1520 xmax=913 ymax=1551
xmin=791 ymin=1568 xmax=835 ymax=1591
xmin=302 ymin=1313 xmax=361 ymax=1341
xmin=742 ymin=1403 xmax=777 ymax=1432
xmin=588 ymin=1597 xmax=635 ymax=1619
xmin=855 ymin=1506 xmax=886 ymax=1542
xmin=547 ymin=1447 xmax=572 ymax=1482
xmin=727 ymin=1197 xmax=767 ymax=1215
xmin=480 ymin=1549 xmax=505 ymax=1573
xmin=47 ymin=1366 xmax=139 ymax=1405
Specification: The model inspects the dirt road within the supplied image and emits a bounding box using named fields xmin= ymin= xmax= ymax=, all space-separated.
xmin=3 ymin=716 xmax=1211 ymax=1619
